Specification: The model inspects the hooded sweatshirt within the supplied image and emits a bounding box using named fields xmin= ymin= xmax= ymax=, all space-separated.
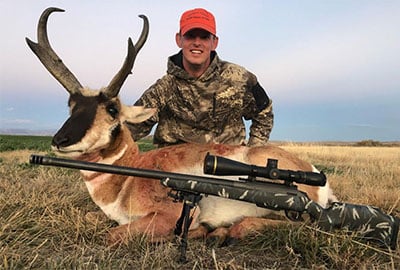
xmin=128 ymin=51 xmax=273 ymax=147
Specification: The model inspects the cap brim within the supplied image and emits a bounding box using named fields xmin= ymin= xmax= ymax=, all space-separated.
xmin=181 ymin=23 xmax=216 ymax=36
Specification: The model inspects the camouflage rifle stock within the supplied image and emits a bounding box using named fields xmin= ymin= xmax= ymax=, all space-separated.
xmin=29 ymin=154 xmax=398 ymax=256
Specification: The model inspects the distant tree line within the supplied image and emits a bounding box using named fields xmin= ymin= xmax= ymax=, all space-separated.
xmin=354 ymin=139 xmax=399 ymax=147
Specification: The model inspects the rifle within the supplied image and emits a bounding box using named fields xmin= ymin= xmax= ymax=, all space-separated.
xmin=29 ymin=154 xmax=398 ymax=262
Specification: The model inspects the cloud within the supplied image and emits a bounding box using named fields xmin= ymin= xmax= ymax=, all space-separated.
xmin=346 ymin=123 xmax=378 ymax=129
xmin=0 ymin=118 xmax=35 ymax=125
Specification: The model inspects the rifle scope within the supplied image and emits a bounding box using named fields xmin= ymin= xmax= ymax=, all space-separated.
xmin=203 ymin=153 xmax=326 ymax=186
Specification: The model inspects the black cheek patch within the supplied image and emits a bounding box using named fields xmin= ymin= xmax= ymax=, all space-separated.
xmin=111 ymin=123 xmax=121 ymax=139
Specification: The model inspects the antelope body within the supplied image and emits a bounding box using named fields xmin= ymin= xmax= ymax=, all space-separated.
xmin=27 ymin=8 xmax=336 ymax=244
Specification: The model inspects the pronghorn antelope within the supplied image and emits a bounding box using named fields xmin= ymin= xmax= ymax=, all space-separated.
xmin=27 ymin=7 xmax=337 ymax=245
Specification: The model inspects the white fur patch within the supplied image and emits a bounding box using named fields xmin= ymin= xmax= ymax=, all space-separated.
xmin=100 ymin=200 xmax=131 ymax=224
xmin=198 ymin=196 xmax=273 ymax=228
xmin=312 ymin=165 xmax=338 ymax=207
xmin=82 ymin=144 xmax=140 ymax=224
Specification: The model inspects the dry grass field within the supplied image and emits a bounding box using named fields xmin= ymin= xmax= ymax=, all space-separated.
xmin=1 ymin=144 xmax=399 ymax=269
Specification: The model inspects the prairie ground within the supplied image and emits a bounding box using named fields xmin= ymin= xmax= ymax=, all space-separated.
xmin=0 ymin=145 xmax=399 ymax=269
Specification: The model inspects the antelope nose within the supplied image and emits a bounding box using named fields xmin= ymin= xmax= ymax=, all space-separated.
xmin=52 ymin=136 xmax=69 ymax=148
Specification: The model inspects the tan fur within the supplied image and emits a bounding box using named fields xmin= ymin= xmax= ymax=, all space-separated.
xmin=51 ymin=96 xmax=337 ymax=245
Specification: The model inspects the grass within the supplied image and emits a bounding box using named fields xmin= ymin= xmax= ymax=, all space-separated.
xmin=0 ymin=137 xmax=399 ymax=269
xmin=0 ymin=135 xmax=155 ymax=153
xmin=281 ymin=145 xmax=400 ymax=209
xmin=0 ymin=135 xmax=52 ymax=152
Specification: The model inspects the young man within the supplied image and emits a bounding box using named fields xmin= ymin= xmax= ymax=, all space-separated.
xmin=128 ymin=8 xmax=273 ymax=147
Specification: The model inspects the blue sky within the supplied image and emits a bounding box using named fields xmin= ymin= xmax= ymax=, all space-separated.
xmin=1 ymin=0 xmax=399 ymax=141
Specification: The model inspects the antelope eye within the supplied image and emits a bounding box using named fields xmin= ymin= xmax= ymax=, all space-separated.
xmin=106 ymin=105 xmax=119 ymax=118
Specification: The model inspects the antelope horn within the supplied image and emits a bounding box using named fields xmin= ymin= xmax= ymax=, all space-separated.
xmin=104 ymin=14 xmax=149 ymax=98
xmin=25 ymin=7 xmax=83 ymax=95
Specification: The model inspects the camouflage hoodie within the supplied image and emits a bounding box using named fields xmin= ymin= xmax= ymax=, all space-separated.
xmin=128 ymin=51 xmax=273 ymax=147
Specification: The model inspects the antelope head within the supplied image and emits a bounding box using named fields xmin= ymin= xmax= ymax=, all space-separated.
xmin=26 ymin=7 xmax=154 ymax=160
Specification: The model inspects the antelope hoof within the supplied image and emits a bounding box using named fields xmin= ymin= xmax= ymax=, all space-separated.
xmin=205 ymin=235 xmax=225 ymax=247
xmin=221 ymin=236 xmax=239 ymax=246
xmin=205 ymin=227 xmax=229 ymax=247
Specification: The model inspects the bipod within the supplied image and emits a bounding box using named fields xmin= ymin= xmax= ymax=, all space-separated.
xmin=169 ymin=190 xmax=202 ymax=263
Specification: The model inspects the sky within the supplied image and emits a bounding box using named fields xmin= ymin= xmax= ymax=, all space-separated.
xmin=1 ymin=0 xmax=399 ymax=142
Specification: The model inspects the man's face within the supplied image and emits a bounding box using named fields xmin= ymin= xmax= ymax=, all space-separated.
xmin=176 ymin=28 xmax=218 ymax=69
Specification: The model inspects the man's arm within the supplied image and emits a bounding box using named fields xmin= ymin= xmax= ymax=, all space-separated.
xmin=244 ymin=82 xmax=274 ymax=146
xmin=127 ymin=76 xmax=173 ymax=141
xmin=248 ymin=99 xmax=274 ymax=146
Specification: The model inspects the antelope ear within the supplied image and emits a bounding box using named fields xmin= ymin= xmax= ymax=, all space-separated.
xmin=122 ymin=105 xmax=156 ymax=123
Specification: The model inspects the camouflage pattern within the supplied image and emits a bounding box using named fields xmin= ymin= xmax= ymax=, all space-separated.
xmin=128 ymin=51 xmax=273 ymax=147
xmin=307 ymin=202 xmax=399 ymax=249
xmin=161 ymin=178 xmax=399 ymax=249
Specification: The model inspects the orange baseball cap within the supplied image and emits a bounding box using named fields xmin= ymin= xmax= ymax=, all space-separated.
xmin=180 ymin=8 xmax=216 ymax=36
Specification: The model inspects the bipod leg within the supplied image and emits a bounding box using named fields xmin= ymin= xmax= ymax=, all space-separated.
xmin=173 ymin=192 xmax=202 ymax=263
xmin=178 ymin=200 xmax=191 ymax=263
xmin=174 ymin=203 xmax=186 ymax=237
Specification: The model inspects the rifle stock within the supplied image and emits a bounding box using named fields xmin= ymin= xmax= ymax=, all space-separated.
xmin=29 ymin=154 xmax=398 ymax=250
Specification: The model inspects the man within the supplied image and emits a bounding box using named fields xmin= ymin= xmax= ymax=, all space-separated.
xmin=128 ymin=8 xmax=273 ymax=147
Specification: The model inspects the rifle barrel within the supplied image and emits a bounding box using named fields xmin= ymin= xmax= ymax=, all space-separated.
xmin=29 ymin=154 xmax=283 ymax=190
